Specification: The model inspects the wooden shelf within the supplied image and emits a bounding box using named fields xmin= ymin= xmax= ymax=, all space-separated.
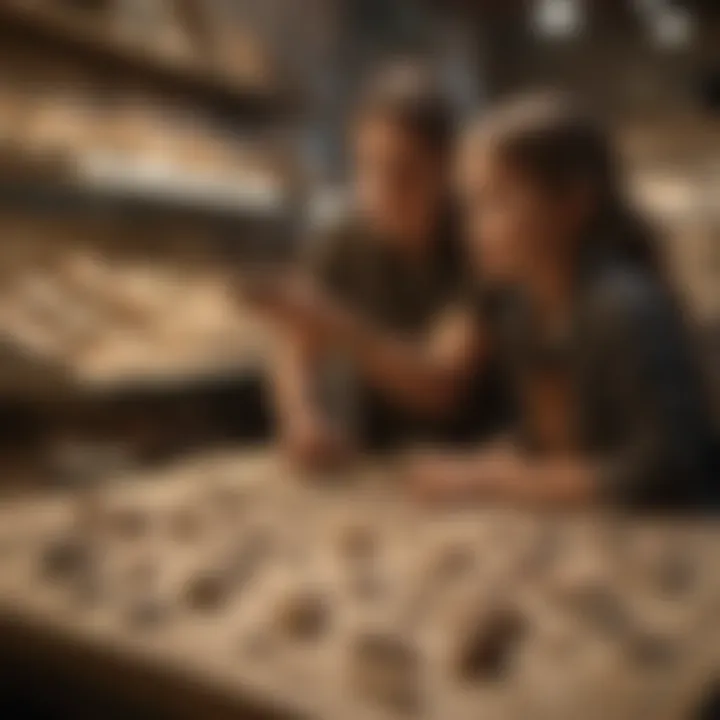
xmin=0 ymin=334 xmax=76 ymax=399
xmin=0 ymin=162 xmax=287 ymax=224
xmin=0 ymin=333 xmax=268 ymax=403
xmin=0 ymin=2 xmax=291 ymax=121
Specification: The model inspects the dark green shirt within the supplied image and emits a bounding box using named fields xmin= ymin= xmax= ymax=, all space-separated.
xmin=489 ymin=255 xmax=717 ymax=509
xmin=306 ymin=213 xmax=506 ymax=448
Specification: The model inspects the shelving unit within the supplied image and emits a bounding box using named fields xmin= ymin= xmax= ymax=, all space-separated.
xmin=0 ymin=164 xmax=284 ymax=223
xmin=0 ymin=1 xmax=297 ymax=463
xmin=0 ymin=1 xmax=290 ymax=121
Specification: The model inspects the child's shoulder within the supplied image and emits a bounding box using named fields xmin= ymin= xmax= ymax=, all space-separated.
xmin=305 ymin=189 xmax=356 ymax=245
xmin=584 ymin=261 xmax=671 ymax=330
xmin=303 ymin=193 xmax=367 ymax=271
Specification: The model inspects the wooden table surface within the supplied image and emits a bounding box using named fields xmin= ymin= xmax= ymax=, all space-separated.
xmin=0 ymin=450 xmax=717 ymax=720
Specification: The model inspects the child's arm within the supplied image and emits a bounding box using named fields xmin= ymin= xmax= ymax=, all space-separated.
xmin=248 ymin=273 xmax=486 ymax=419
xmin=323 ymin=298 xmax=485 ymax=417
xmin=407 ymin=449 xmax=596 ymax=508
xmin=580 ymin=273 xmax=712 ymax=507
xmin=407 ymin=273 xmax=712 ymax=509
xmin=270 ymin=327 xmax=353 ymax=470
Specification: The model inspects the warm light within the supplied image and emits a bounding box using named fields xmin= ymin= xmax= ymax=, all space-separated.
xmin=635 ymin=0 xmax=695 ymax=50
xmin=532 ymin=0 xmax=584 ymax=39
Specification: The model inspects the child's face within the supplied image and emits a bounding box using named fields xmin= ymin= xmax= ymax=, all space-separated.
xmin=458 ymin=148 xmax=576 ymax=283
xmin=352 ymin=116 xmax=445 ymax=248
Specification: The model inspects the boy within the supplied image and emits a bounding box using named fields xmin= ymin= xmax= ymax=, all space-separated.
xmin=248 ymin=63 xmax=504 ymax=468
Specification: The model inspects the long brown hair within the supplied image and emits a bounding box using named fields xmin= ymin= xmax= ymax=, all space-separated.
xmin=467 ymin=91 xmax=664 ymax=278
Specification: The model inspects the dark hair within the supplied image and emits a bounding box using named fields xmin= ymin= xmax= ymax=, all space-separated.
xmin=468 ymin=91 xmax=663 ymax=276
xmin=354 ymin=61 xmax=454 ymax=157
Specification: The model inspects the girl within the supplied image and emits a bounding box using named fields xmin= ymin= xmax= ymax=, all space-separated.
xmin=408 ymin=92 xmax=717 ymax=509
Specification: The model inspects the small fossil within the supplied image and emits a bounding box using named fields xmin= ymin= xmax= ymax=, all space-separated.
xmin=350 ymin=632 xmax=421 ymax=713
xmin=273 ymin=590 xmax=329 ymax=642
xmin=625 ymin=630 xmax=678 ymax=668
xmin=184 ymin=570 xmax=229 ymax=612
xmin=40 ymin=536 xmax=90 ymax=582
xmin=454 ymin=603 xmax=527 ymax=682
xmin=560 ymin=583 xmax=633 ymax=638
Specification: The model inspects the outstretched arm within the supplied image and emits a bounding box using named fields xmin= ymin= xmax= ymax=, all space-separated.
xmin=407 ymin=275 xmax=711 ymax=509
xmin=406 ymin=447 xmax=597 ymax=508
xmin=246 ymin=274 xmax=486 ymax=419
xmin=324 ymin=300 xmax=484 ymax=417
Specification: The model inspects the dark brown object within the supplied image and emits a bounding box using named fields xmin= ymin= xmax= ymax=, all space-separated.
xmin=39 ymin=536 xmax=90 ymax=582
xmin=350 ymin=632 xmax=421 ymax=713
xmin=560 ymin=583 xmax=632 ymax=638
xmin=274 ymin=590 xmax=329 ymax=642
xmin=184 ymin=570 xmax=229 ymax=613
xmin=626 ymin=630 xmax=678 ymax=668
xmin=455 ymin=604 xmax=527 ymax=682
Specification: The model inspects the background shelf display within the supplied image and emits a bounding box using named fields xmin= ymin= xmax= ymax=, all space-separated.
xmin=0 ymin=1 xmax=290 ymax=120
xmin=0 ymin=167 xmax=286 ymax=223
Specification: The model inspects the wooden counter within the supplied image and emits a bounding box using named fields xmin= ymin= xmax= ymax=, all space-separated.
xmin=0 ymin=451 xmax=717 ymax=720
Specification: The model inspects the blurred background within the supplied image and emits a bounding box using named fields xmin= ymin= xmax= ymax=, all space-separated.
xmin=0 ymin=0 xmax=716 ymax=483
xmin=0 ymin=3 xmax=716 ymax=720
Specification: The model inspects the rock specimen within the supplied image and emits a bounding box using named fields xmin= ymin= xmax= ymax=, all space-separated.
xmin=350 ymin=631 xmax=421 ymax=713
xmin=273 ymin=589 xmax=329 ymax=642
xmin=184 ymin=570 xmax=230 ymax=613
xmin=453 ymin=602 xmax=527 ymax=682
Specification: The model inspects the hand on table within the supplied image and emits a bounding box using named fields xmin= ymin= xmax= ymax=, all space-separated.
xmin=282 ymin=413 xmax=355 ymax=472
xmin=404 ymin=445 xmax=524 ymax=505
